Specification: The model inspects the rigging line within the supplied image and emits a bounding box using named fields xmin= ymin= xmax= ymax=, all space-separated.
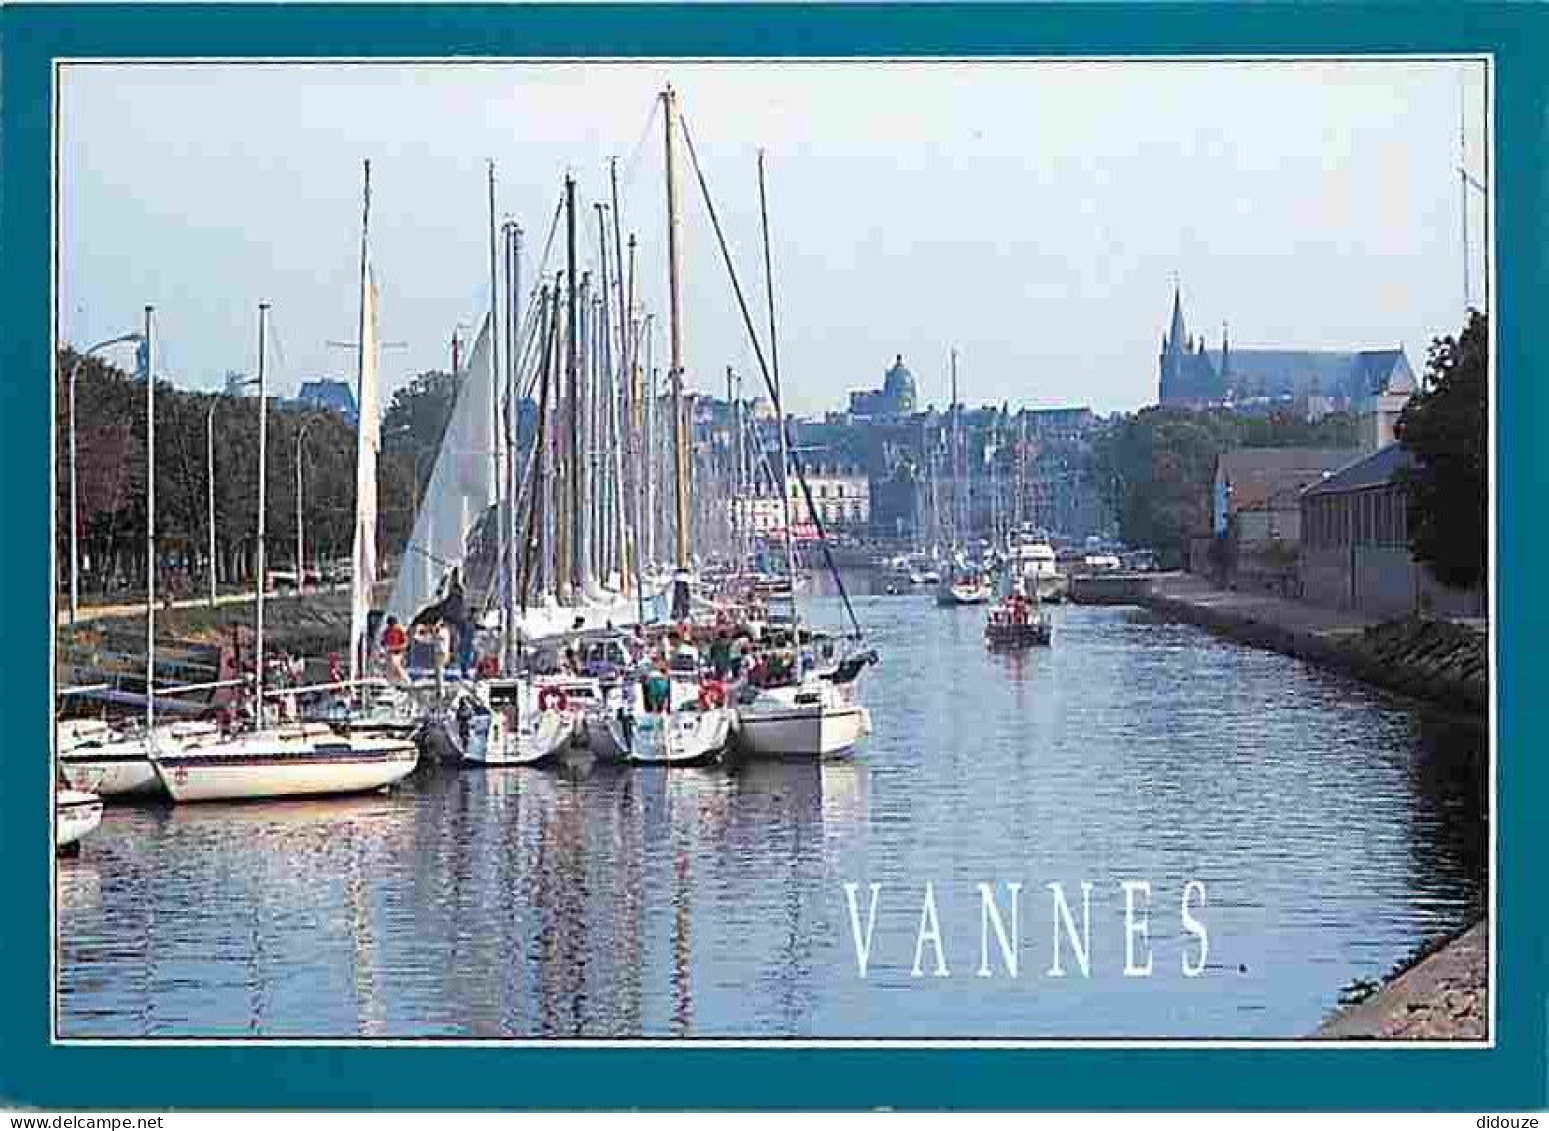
xmin=618 ymin=95 xmax=664 ymax=195
xmin=677 ymin=111 xmax=864 ymax=640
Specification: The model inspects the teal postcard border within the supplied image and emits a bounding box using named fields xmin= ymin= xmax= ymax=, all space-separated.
xmin=2 ymin=1 xmax=1543 ymax=1111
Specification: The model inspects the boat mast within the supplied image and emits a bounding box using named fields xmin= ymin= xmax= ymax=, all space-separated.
xmin=487 ymin=161 xmax=503 ymax=625
xmin=143 ymin=305 xmax=156 ymax=737
xmin=950 ymin=347 xmax=961 ymax=550
xmin=347 ymin=159 xmax=372 ymax=686
xmin=503 ymin=219 xmax=523 ymax=669
xmin=564 ymin=176 xmax=580 ymax=604
xmin=663 ymin=85 xmax=690 ymax=572
xmin=255 ymin=301 xmax=270 ymax=728
xmin=757 ymin=151 xmax=799 ymax=629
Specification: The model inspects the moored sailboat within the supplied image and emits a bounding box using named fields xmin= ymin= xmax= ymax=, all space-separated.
xmin=153 ymin=174 xmax=417 ymax=803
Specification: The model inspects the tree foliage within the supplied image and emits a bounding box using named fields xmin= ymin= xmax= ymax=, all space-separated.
xmin=55 ymin=348 xmax=408 ymax=596
xmin=1094 ymin=406 xmax=1359 ymax=569
xmin=1396 ymin=310 xmax=1487 ymax=590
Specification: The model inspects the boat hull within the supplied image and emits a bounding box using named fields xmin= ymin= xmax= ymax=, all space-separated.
xmin=59 ymin=751 xmax=160 ymax=798
xmin=56 ymin=789 xmax=103 ymax=849
xmin=462 ymin=710 xmax=573 ymax=767
xmin=586 ymin=708 xmax=731 ymax=766
xmin=154 ymin=736 xmax=419 ymax=803
xmin=736 ymin=702 xmax=871 ymax=758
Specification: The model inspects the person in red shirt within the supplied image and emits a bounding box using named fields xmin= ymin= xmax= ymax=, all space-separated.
xmin=380 ymin=616 xmax=409 ymax=682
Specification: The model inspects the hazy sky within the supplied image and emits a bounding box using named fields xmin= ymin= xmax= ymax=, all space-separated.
xmin=59 ymin=59 xmax=1489 ymax=416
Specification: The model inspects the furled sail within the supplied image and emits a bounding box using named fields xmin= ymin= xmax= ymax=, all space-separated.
xmin=385 ymin=311 xmax=496 ymax=626
xmin=348 ymin=255 xmax=381 ymax=683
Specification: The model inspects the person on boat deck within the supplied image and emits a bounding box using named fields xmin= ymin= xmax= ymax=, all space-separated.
xmin=642 ymin=665 xmax=672 ymax=713
xmin=381 ymin=616 xmax=409 ymax=682
xmin=709 ymin=631 xmax=733 ymax=680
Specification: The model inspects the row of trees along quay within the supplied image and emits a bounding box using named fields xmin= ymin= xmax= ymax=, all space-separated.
xmin=53 ymin=347 xmax=459 ymax=604
xmin=1095 ymin=309 xmax=1488 ymax=585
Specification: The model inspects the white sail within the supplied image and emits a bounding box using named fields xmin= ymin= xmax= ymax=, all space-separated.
xmin=386 ymin=312 xmax=496 ymax=625
xmin=349 ymin=257 xmax=382 ymax=682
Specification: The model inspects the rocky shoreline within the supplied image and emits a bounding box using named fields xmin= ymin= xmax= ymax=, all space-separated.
xmin=1316 ymin=920 xmax=1489 ymax=1040
xmin=1141 ymin=574 xmax=1487 ymax=716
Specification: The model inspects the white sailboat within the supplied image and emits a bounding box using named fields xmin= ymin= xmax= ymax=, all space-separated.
xmin=693 ymin=149 xmax=876 ymax=759
xmin=154 ymin=166 xmax=417 ymax=803
xmin=58 ymin=719 xmax=223 ymax=798
xmin=585 ymin=677 xmax=732 ymax=767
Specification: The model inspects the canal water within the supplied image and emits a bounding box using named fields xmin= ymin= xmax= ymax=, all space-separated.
xmin=56 ymin=591 xmax=1487 ymax=1039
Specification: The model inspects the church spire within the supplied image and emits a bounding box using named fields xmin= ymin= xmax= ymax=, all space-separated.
xmin=1166 ymin=283 xmax=1187 ymax=356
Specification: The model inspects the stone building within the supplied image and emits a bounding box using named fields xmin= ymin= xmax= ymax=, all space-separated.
xmin=848 ymin=355 xmax=918 ymax=419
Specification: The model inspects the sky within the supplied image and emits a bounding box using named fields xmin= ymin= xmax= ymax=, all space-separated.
xmin=59 ymin=58 xmax=1490 ymax=417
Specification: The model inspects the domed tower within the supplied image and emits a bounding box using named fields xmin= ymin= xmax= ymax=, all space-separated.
xmin=882 ymin=354 xmax=918 ymax=415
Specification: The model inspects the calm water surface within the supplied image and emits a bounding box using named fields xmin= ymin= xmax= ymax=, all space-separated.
xmin=57 ymin=592 xmax=1486 ymax=1039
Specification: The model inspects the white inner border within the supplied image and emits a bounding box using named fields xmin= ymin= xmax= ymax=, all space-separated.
xmin=48 ymin=53 xmax=1498 ymax=1051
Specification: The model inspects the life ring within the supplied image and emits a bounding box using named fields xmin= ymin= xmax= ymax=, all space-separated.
xmin=698 ymin=680 xmax=727 ymax=710
xmin=537 ymin=686 xmax=569 ymax=713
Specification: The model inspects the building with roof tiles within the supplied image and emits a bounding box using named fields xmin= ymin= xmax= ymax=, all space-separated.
xmin=1157 ymin=286 xmax=1418 ymax=426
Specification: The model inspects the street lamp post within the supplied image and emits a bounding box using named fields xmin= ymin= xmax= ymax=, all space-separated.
xmin=206 ymin=398 xmax=219 ymax=606
xmin=68 ymin=332 xmax=144 ymax=623
xmin=295 ymin=419 xmax=315 ymax=592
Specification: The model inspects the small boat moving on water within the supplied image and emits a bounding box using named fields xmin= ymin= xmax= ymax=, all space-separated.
xmin=936 ymin=566 xmax=993 ymax=607
xmin=984 ymin=587 xmax=1052 ymax=649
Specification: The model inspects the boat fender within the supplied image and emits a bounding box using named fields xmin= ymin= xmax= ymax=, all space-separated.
xmin=538 ymin=686 xmax=569 ymax=713
xmin=698 ymin=680 xmax=727 ymax=710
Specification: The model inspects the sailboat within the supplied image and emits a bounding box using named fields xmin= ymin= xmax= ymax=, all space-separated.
xmin=711 ymin=149 xmax=875 ymax=759
xmin=583 ymin=86 xmax=735 ymax=767
xmin=153 ymin=167 xmax=418 ymax=803
xmin=933 ymin=348 xmax=991 ymax=608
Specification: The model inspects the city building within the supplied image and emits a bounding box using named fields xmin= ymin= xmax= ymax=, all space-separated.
xmin=847 ymin=355 xmax=918 ymax=420
xmin=729 ymin=466 xmax=871 ymax=540
xmin=1157 ymin=286 xmax=1418 ymax=419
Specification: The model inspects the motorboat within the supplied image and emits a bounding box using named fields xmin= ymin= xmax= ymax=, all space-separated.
xmin=936 ymin=569 xmax=992 ymax=607
xmin=1008 ymin=527 xmax=1068 ymax=604
xmin=56 ymin=786 xmax=103 ymax=851
xmin=734 ymin=650 xmax=876 ymax=759
xmin=984 ymin=591 xmax=1053 ymax=649
xmin=150 ymin=722 xmax=419 ymax=803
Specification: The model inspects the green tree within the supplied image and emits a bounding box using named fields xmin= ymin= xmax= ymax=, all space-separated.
xmin=1396 ymin=310 xmax=1487 ymax=590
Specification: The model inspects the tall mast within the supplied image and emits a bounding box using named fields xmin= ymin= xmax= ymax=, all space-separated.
xmin=565 ymin=176 xmax=581 ymax=602
xmin=503 ymin=220 xmax=522 ymax=668
xmin=625 ymin=233 xmax=640 ymax=604
xmin=662 ymin=85 xmax=690 ymax=571
xmin=348 ymin=158 xmax=373 ymax=685
xmin=950 ymin=347 xmax=961 ymax=546
xmin=488 ymin=160 xmax=503 ymax=573
xmin=757 ymin=150 xmax=799 ymax=627
xmin=143 ymin=305 xmax=156 ymax=737
xmin=255 ymin=302 xmax=270 ymax=727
